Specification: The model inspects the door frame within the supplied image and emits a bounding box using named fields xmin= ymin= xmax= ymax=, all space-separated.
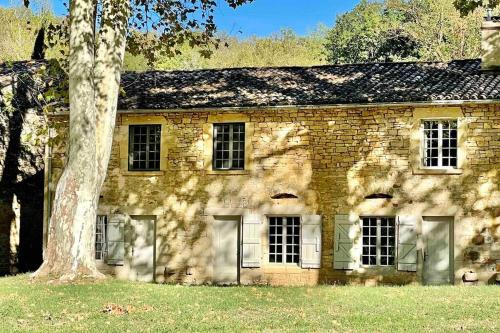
xmin=212 ymin=215 xmax=241 ymax=285
xmin=422 ymin=216 xmax=454 ymax=285
xmin=126 ymin=215 xmax=157 ymax=283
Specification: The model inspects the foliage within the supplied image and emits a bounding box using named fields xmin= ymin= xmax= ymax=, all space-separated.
xmin=1 ymin=6 xmax=326 ymax=71
xmin=324 ymin=0 xmax=488 ymax=64
xmin=0 ymin=275 xmax=499 ymax=332
xmin=92 ymin=0 xmax=255 ymax=65
xmin=0 ymin=7 xmax=61 ymax=63
xmin=325 ymin=0 xmax=420 ymax=64
xmin=3 ymin=1 xmax=500 ymax=70
xmin=454 ymin=0 xmax=500 ymax=16
xmin=155 ymin=28 xmax=327 ymax=70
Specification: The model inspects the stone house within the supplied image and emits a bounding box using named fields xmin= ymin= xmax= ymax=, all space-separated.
xmin=29 ymin=18 xmax=500 ymax=285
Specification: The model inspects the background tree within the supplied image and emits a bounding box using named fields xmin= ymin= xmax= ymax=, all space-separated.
xmin=1 ymin=6 xmax=326 ymax=70
xmin=154 ymin=28 xmax=327 ymax=70
xmin=324 ymin=0 xmax=419 ymax=64
xmin=324 ymin=0 xmax=488 ymax=64
xmin=402 ymin=0 xmax=484 ymax=61
xmin=27 ymin=0 xmax=252 ymax=281
xmin=0 ymin=6 xmax=60 ymax=62
xmin=454 ymin=0 xmax=500 ymax=15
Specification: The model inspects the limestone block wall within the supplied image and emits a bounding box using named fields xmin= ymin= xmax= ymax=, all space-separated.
xmin=47 ymin=103 xmax=500 ymax=285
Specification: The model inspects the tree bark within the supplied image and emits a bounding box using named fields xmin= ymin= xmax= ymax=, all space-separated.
xmin=33 ymin=0 xmax=129 ymax=281
xmin=95 ymin=0 xmax=129 ymax=187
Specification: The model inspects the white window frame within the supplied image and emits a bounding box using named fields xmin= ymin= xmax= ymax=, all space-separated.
xmin=360 ymin=216 xmax=396 ymax=267
xmin=420 ymin=119 xmax=458 ymax=169
xmin=267 ymin=215 xmax=301 ymax=265
xmin=95 ymin=215 xmax=107 ymax=261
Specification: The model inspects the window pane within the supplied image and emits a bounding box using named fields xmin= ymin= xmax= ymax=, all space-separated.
xmin=361 ymin=218 xmax=377 ymax=265
xmin=269 ymin=216 xmax=300 ymax=265
xmin=362 ymin=217 xmax=395 ymax=267
xmin=129 ymin=125 xmax=161 ymax=171
xmin=95 ymin=215 xmax=107 ymax=260
xmin=213 ymin=123 xmax=245 ymax=170
xmin=422 ymin=120 xmax=457 ymax=169
xmin=380 ymin=217 xmax=395 ymax=266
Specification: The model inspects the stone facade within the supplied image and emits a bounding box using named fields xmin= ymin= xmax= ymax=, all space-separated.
xmin=46 ymin=103 xmax=500 ymax=285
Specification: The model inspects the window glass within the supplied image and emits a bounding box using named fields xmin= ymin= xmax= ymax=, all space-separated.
xmin=269 ymin=216 xmax=300 ymax=264
xmin=129 ymin=125 xmax=161 ymax=171
xmin=423 ymin=120 xmax=457 ymax=168
xmin=213 ymin=123 xmax=245 ymax=170
xmin=95 ymin=215 xmax=107 ymax=260
xmin=361 ymin=217 xmax=395 ymax=266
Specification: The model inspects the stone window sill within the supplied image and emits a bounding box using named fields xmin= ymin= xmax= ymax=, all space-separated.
xmin=206 ymin=169 xmax=250 ymax=176
xmin=413 ymin=168 xmax=463 ymax=175
xmin=121 ymin=170 xmax=165 ymax=176
xmin=262 ymin=265 xmax=303 ymax=273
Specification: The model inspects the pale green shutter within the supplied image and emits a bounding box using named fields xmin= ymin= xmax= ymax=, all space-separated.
xmin=300 ymin=215 xmax=322 ymax=269
xmin=333 ymin=214 xmax=360 ymax=270
xmin=242 ymin=214 xmax=261 ymax=268
xmin=107 ymin=214 xmax=126 ymax=265
xmin=397 ymin=215 xmax=417 ymax=272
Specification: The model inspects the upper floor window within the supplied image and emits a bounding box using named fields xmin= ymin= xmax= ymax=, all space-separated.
xmin=129 ymin=125 xmax=161 ymax=171
xmin=269 ymin=216 xmax=300 ymax=264
xmin=213 ymin=123 xmax=245 ymax=170
xmin=361 ymin=217 xmax=395 ymax=266
xmin=422 ymin=120 xmax=457 ymax=168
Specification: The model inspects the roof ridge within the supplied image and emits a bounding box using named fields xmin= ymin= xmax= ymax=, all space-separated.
xmin=124 ymin=59 xmax=481 ymax=75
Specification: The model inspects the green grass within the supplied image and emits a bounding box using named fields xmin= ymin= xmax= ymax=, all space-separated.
xmin=0 ymin=275 xmax=499 ymax=332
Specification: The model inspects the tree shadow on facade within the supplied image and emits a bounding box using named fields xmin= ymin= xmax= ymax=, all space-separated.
xmin=312 ymin=104 xmax=499 ymax=285
xmin=42 ymin=58 xmax=499 ymax=285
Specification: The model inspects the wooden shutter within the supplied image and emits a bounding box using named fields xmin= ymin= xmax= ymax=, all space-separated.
xmin=397 ymin=215 xmax=417 ymax=272
xmin=333 ymin=214 xmax=360 ymax=270
xmin=242 ymin=214 xmax=261 ymax=268
xmin=300 ymin=215 xmax=322 ymax=269
xmin=107 ymin=214 xmax=126 ymax=265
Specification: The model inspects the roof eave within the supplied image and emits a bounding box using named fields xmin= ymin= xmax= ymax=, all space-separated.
xmin=116 ymin=99 xmax=500 ymax=114
xmin=47 ymin=99 xmax=500 ymax=116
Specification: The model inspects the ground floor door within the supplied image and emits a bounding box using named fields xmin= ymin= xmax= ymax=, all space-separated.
xmin=213 ymin=216 xmax=240 ymax=284
xmin=422 ymin=216 xmax=453 ymax=285
xmin=127 ymin=216 xmax=155 ymax=282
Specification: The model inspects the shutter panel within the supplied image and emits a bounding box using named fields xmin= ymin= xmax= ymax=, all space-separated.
xmin=333 ymin=214 xmax=360 ymax=270
xmin=107 ymin=214 xmax=126 ymax=265
xmin=397 ymin=215 xmax=418 ymax=272
xmin=300 ymin=215 xmax=322 ymax=269
xmin=242 ymin=214 xmax=261 ymax=268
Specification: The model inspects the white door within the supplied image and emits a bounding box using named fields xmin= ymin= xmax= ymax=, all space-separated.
xmin=422 ymin=217 xmax=453 ymax=285
xmin=127 ymin=216 xmax=155 ymax=282
xmin=213 ymin=216 xmax=240 ymax=284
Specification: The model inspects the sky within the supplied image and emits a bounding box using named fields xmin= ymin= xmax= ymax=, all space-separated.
xmin=0 ymin=0 xmax=360 ymax=37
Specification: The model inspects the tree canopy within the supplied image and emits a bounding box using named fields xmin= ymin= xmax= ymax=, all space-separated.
xmin=454 ymin=0 xmax=500 ymax=16
xmin=324 ymin=0 xmax=487 ymax=64
xmin=2 ymin=1 xmax=497 ymax=70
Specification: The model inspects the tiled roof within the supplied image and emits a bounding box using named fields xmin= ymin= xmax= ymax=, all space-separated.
xmin=1 ymin=59 xmax=500 ymax=111
xmin=118 ymin=59 xmax=500 ymax=109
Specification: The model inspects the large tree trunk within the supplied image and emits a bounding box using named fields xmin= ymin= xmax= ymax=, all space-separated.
xmin=33 ymin=0 xmax=129 ymax=281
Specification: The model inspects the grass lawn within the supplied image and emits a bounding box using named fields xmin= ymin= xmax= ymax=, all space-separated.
xmin=0 ymin=275 xmax=499 ymax=332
